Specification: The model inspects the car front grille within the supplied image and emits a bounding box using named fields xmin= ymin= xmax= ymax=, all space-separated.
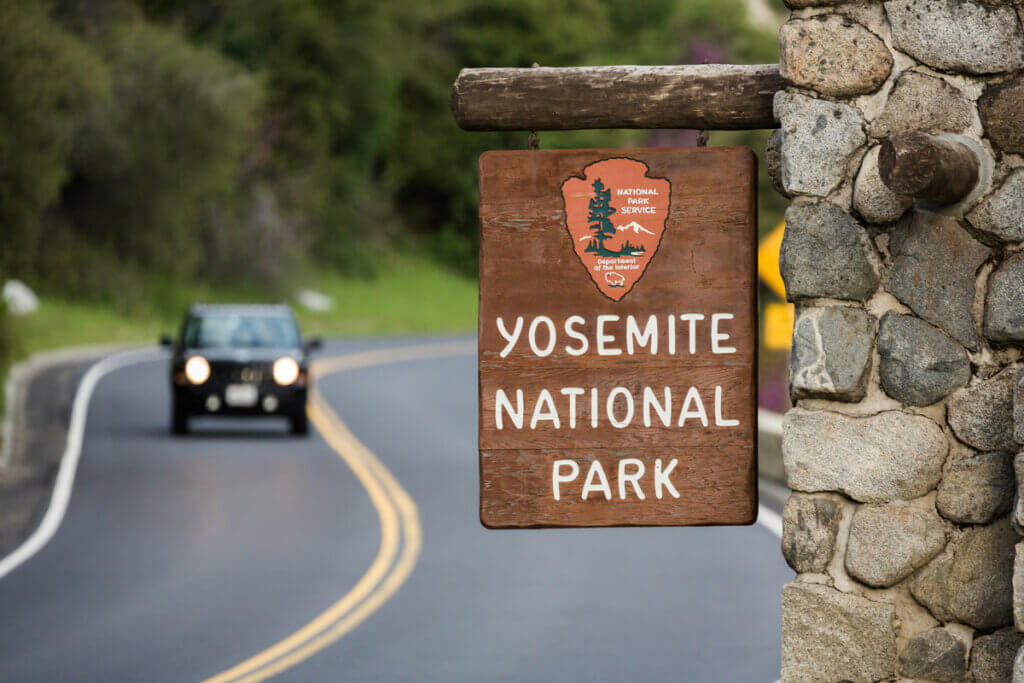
xmin=209 ymin=362 xmax=272 ymax=384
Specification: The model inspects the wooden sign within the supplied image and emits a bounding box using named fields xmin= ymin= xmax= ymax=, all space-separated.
xmin=478 ymin=147 xmax=758 ymax=528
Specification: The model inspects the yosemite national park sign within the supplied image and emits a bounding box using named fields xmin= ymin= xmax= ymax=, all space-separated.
xmin=478 ymin=147 xmax=757 ymax=528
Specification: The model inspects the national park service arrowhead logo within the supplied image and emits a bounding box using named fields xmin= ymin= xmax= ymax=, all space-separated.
xmin=561 ymin=158 xmax=671 ymax=301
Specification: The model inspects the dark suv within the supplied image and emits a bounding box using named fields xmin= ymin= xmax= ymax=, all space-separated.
xmin=161 ymin=304 xmax=321 ymax=435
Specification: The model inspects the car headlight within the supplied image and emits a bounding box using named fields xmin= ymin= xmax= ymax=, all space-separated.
xmin=184 ymin=356 xmax=211 ymax=385
xmin=273 ymin=357 xmax=300 ymax=386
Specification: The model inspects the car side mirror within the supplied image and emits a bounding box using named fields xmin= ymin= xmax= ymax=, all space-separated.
xmin=305 ymin=337 xmax=323 ymax=353
xmin=159 ymin=334 xmax=174 ymax=348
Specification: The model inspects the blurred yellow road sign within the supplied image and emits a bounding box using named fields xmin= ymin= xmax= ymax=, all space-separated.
xmin=758 ymin=221 xmax=794 ymax=350
xmin=763 ymin=302 xmax=794 ymax=350
xmin=758 ymin=221 xmax=787 ymax=299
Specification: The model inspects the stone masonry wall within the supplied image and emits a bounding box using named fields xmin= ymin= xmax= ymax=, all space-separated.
xmin=772 ymin=2 xmax=1024 ymax=681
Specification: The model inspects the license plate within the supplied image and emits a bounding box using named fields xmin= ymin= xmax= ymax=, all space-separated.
xmin=225 ymin=383 xmax=259 ymax=407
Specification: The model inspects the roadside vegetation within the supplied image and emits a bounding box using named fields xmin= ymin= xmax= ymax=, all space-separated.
xmin=0 ymin=0 xmax=783 ymax=410
xmin=4 ymin=254 xmax=477 ymax=372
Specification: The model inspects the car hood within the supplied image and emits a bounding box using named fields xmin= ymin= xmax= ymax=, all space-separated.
xmin=182 ymin=347 xmax=302 ymax=363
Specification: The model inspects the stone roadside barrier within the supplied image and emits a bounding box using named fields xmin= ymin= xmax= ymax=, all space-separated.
xmin=772 ymin=1 xmax=1024 ymax=681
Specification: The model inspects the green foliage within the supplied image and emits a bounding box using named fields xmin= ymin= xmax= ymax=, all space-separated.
xmin=167 ymin=0 xmax=406 ymax=273
xmin=67 ymin=21 xmax=263 ymax=276
xmin=143 ymin=0 xmax=780 ymax=276
xmin=0 ymin=0 xmax=790 ymax=427
xmin=10 ymin=253 xmax=477 ymax=363
xmin=1 ymin=0 xmax=783 ymax=295
xmin=0 ymin=1 xmax=108 ymax=273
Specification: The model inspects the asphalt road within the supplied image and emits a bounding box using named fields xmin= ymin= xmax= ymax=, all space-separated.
xmin=0 ymin=337 xmax=791 ymax=682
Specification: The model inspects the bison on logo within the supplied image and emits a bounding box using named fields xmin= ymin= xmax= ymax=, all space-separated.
xmin=561 ymin=157 xmax=670 ymax=301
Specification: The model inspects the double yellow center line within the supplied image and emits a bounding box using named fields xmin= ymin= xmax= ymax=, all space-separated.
xmin=204 ymin=340 xmax=475 ymax=682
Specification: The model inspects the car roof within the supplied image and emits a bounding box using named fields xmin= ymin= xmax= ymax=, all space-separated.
xmin=188 ymin=303 xmax=295 ymax=317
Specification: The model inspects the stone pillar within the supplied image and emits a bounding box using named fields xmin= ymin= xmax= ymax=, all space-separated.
xmin=772 ymin=2 xmax=1024 ymax=681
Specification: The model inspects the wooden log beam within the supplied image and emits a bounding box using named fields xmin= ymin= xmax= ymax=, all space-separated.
xmin=451 ymin=64 xmax=783 ymax=131
xmin=879 ymin=131 xmax=980 ymax=205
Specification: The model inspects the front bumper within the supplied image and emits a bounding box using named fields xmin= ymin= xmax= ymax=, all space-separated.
xmin=173 ymin=382 xmax=307 ymax=417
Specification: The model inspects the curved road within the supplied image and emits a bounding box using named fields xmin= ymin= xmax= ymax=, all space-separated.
xmin=0 ymin=338 xmax=791 ymax=682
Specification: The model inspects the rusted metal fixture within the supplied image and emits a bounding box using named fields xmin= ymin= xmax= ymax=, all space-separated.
xmin=879 ymin=131 xmax=980 ymax=205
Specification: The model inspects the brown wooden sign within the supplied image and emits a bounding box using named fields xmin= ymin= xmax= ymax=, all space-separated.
xmin=478 ymin=147 xmax=758 ymax=528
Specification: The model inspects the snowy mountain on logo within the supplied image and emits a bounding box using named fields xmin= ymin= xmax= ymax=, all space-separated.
xmin=577 ymin=220 xmax=655 ymax=241
xmin=561 ymin=157 xmax=670 ymax=301
xmin=616 ymin=221 xmax=656 ymax=236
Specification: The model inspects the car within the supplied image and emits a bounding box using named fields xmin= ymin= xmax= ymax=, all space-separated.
xmin=160 ymin=304 xmax=321 ymax=435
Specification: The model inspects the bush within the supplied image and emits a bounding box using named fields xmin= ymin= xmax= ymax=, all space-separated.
xmin=66 ymin=21 xmax=264 ymax=279
xmin=3 ymin=0 xmax=783 ymax=294
xmin=0 ymin=1 xmax=108 ymax=276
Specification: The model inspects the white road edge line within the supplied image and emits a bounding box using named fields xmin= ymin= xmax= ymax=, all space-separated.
xmin=757 ymin=407 xmax=783 ymax=437
xmin=756 ymin=504 xmax=783 ymax=538
xmin=0 ymin=348 xmax=158 ymax=581
xmin=756 ymin=408 xmax=785 ymax=539
xmin=0 ymin=341 xmax=785 ymax=681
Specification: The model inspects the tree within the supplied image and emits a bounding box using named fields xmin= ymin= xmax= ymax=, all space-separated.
xmin=587 ymin=178 xmax=618 ymax=256
xmin=0 ymin=1 xmax=108 ymax=275
xmin=66 ymin=21 xmax=262 ymax=277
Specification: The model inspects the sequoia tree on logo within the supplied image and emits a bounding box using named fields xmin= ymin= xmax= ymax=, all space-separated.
xmin=562 ymin=158 xmax=670 ymax=301
xmin=584 ymin=179 xmax=618 ymax=256
xmin=584 ymin=179 xmax=648 ymax=258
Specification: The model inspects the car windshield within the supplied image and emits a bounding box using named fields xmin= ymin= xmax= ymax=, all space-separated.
xmin=183 ymin=314 xmax=300 ymax=349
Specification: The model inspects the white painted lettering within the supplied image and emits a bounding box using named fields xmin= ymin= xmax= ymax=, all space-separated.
xmin=606 ymin=387 xmax=634 ymax=429
xmin=528 ymin=316 xmax=556 ymax=357
xmin=559 ymin=387 xmax=584 ymax=429
xmin=679 ymin=314 xmax=704 ymax=355
xmin=677 ymin=386 xmax=709 ymax=427
xmin=495 ymin=389 xmax=523 ymax=430
xmin=626 ymin=315 xmax=658 ymax=355
xmin=496 ymin=317 xmax=523 ymax=358
xmin=596 ymin=315 xmax=621 ymax=356
xmin=564 ymin=315 xmax=588 ymax=356
xmin=530 ymin=389 xmax=560 ymax=429
xmin=715 ymin=385 xmax=739 ymax=426
xmin=711 ymin=313 xmax=736 ymax=354
xmin=643 ymin=386 xmax=672 ymax=427
xmin=618 ymin=458 xmax=646 ymax=500
xmin=552 ymin=460 xmax=580 ymax=501
xmin=654 ymin=458 xmax=680 ymax=499
xmin=582 ymin=460 xmax=612 ymax=500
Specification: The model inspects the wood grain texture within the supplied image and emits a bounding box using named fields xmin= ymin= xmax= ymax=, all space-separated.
xmin=452 ymin=65 xmax=783 ymax=131
xmin=481 ymin=450 xmax=756 ymax=528
xmin=480 ymin=366 xmax=752 ymax=450
xmin=478 ymin=147 xmax=758 ymax=528
xmin=879 ymin=131 xmax=980 ymax=204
